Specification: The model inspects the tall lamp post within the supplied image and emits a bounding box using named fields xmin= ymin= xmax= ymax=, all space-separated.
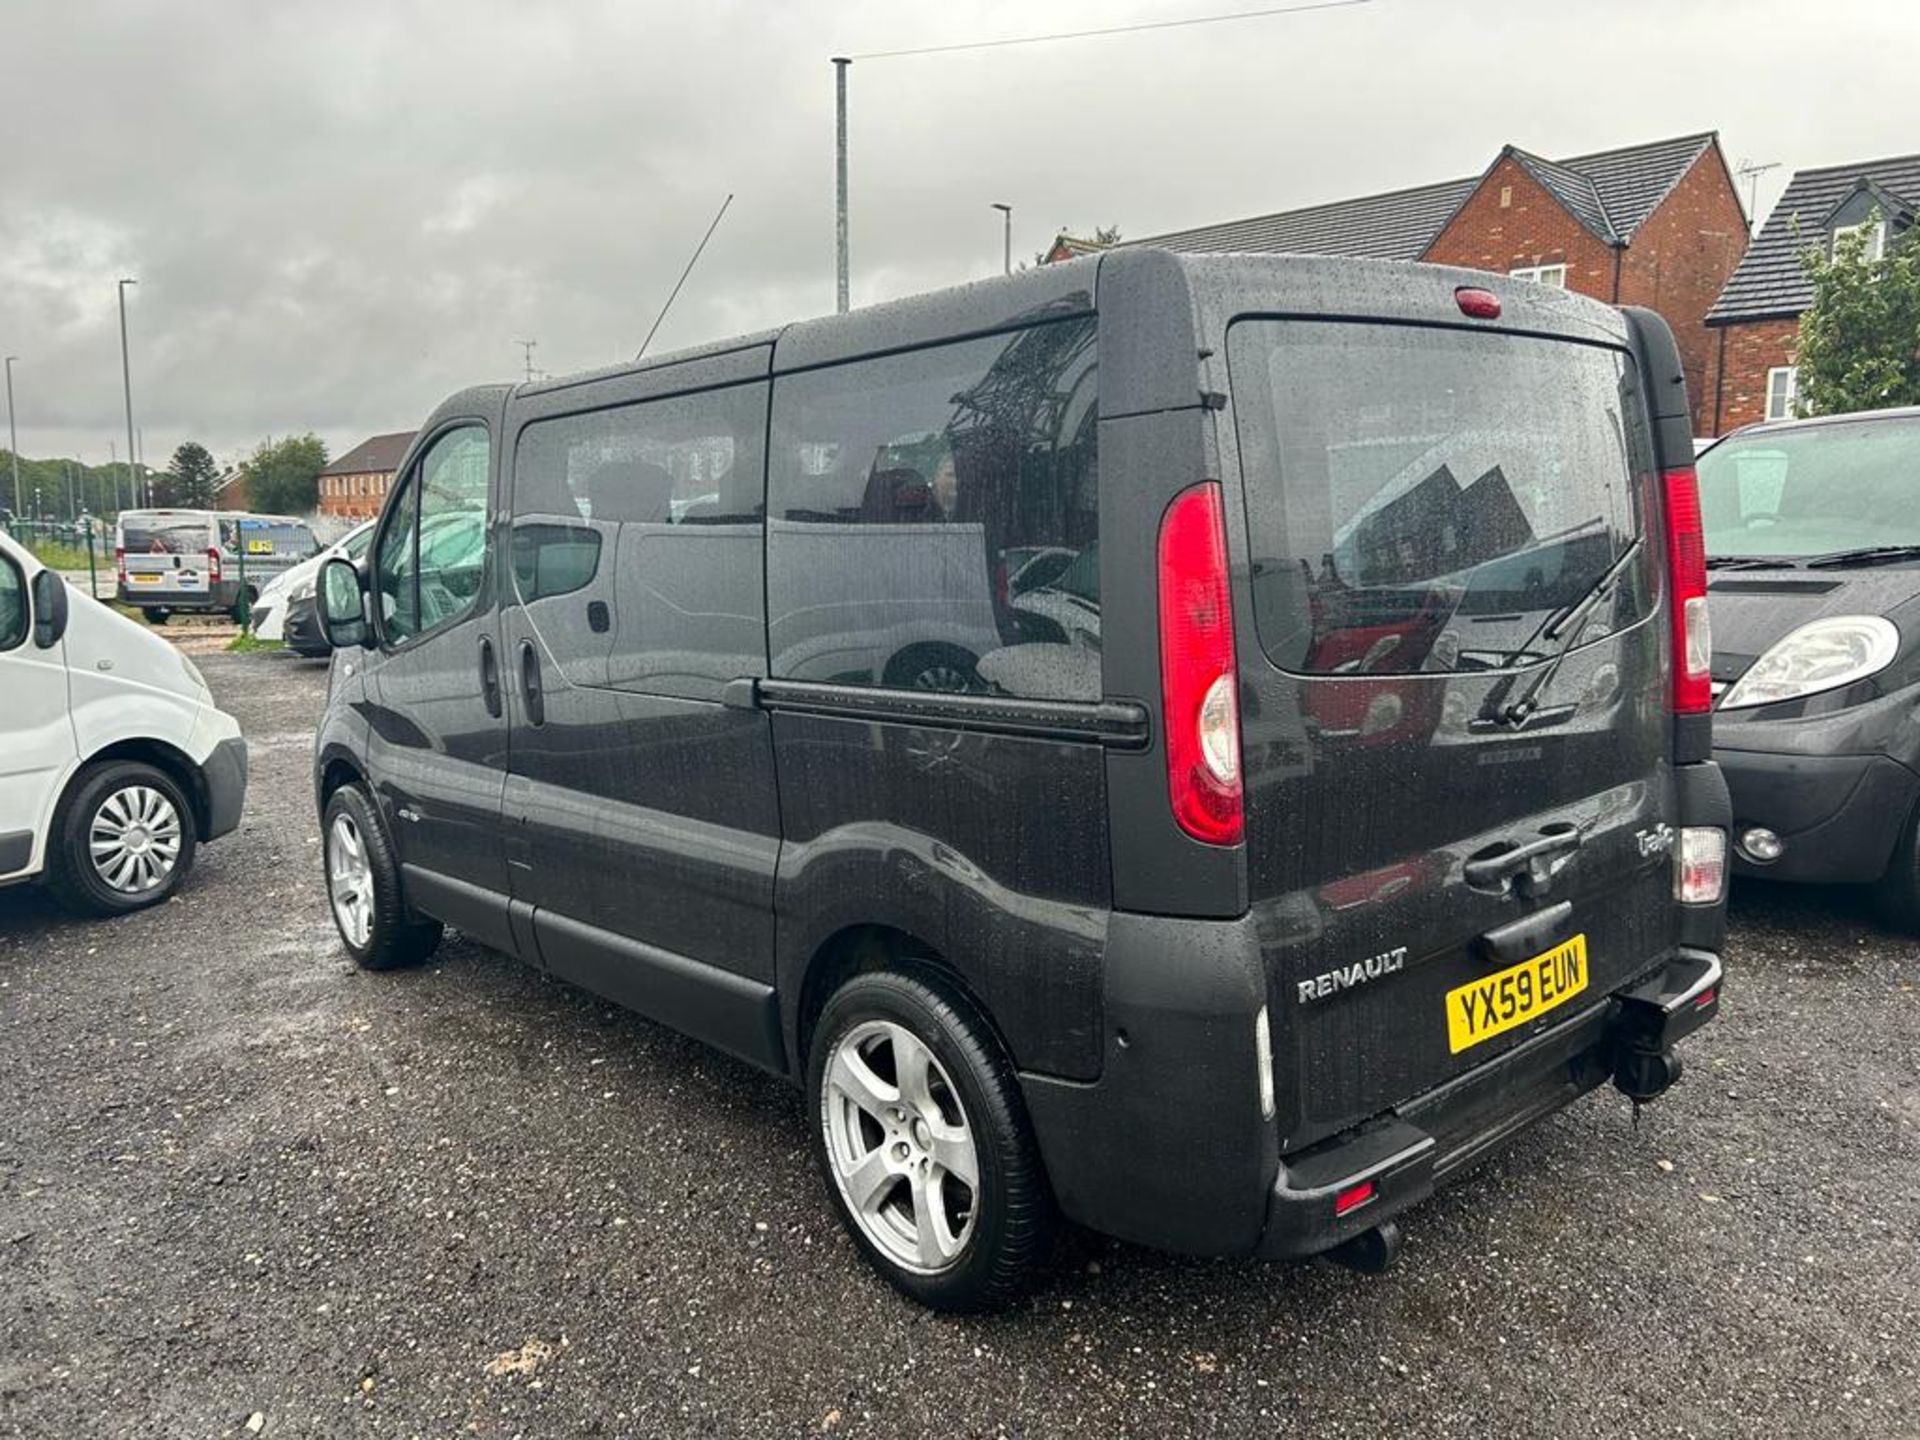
xmin=4 ymin=355 xmax=19 ymax=518
xmin=117 ymin=278 xmax=139 ymax=508
xmin=991 ymin=202 xmax=1012 ymax=275
xmin=832 ymin=57 xmax=851 ymax=313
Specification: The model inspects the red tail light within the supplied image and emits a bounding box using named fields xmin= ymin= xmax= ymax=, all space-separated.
xmin=1157 ymin=482 xmax=1243 ymax=846
xmin=114 ymin=545 xmax=126 ymax=583
xmin=207 ymin=545 xmax=222 ymax=584
xmin=1662 ymin=467 xmax=1711 ymax=714
xmin=1334 ymin=1180 xmax=1376 ymax=1216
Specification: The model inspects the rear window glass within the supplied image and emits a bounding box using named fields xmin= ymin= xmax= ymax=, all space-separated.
xmin=121 ymin=517 xmax=210 ymax=554
xmin=1698 ymin=416 xmax=1920 ymax=559
xmin=1227 ymin=320 xmax=1652 ymax=676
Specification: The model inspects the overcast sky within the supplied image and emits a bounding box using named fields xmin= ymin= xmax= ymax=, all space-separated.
xmin=2 ymin=0 xmax=1914 ymax=474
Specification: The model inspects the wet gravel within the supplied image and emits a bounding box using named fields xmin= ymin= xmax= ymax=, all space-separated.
xmin=1 ymin=652 xmax=1915 ymax=1438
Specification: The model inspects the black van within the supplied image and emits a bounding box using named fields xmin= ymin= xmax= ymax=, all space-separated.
xmin=312 ymin=251 xmax=1728 ymax=1310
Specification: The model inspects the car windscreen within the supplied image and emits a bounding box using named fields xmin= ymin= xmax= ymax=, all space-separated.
xmin=1698 ymin=416 xmax=1920 ymax=559
xmin=121 ymin=517 xmax=210 ymax=555
xmin=1227 ymin=319 xmax=1653 ymax=675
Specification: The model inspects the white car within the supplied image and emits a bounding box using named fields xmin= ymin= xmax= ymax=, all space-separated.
xmin=0 ymin=528 xmax=247 ymax=914
xmin=252 ymin=519 xmax=376 ymax=652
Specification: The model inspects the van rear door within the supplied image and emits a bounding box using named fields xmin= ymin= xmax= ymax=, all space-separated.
xmin=120 ymin=512 xmax=214 ymax=599
xmin=1227 ymin=316 xmax=1673 ymax=1153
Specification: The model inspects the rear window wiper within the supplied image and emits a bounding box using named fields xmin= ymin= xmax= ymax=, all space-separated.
xmin=1802 ymin=544 xmax=1920 ymax=569
xmin=1704 ymin=554 xmax=1790 ymax=570
xmin=1487 ymin=537 xmax=1645 ymax=727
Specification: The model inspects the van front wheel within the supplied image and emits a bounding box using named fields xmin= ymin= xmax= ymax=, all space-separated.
xmin=807 ymin=968 xmax=1052 ymax=1311
xmin=46 ymin=761 xmax=199 ymax=917
xmin=322 ymin=786 xmax=442 ymax=970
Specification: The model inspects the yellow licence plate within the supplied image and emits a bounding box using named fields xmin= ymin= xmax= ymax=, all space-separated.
xmin=1445 ymin=934 xmax=1588 ymax=1054
xmin=131 ymin=573 xmax=162 ymax=583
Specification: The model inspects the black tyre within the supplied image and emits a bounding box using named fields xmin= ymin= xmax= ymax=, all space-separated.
xmin=45 ymin=760 xmax=199 ymax=917
xmin=807 ymin=967 xmax=1053 ymax=1311
xmin=1874 ymin=801 xmax=1920 ymax=931
xmin=142 ymin=608 xmax=170 ymax=626
xmin=230 ymin=587 xmax=259 ymax=625
xmin=322 ymin=785 xmax=442 ymax=970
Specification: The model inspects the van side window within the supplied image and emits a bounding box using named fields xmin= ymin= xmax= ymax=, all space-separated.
xmin=766 ymin=315 xmax=1099 ymax=700
xmin=375 ymin=426 xmax=490 ymax=645
xmin=0 ymin=552 xmax=26 ymax=650
xmin=509 ymin=381 xmax=768 ymax=699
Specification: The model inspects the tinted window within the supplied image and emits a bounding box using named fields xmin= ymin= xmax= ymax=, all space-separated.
xmin=767 ymin=316 xmax=1098 ymax=699
xmin=1229 ymin=320 xmax=1651 ymax=676
xmin=0 ymin=552 xmax=25 ymax=649
xmin=1699 ymin=416 xmax=1920 ymax=559
xmin=510 ymin=382 xmax=767 ymax=698
xmin=376 ymin=425 xmax=490 ymax=644
xmin=220 ymin=518 xmax=318 ymax=558
xmin=121 ymin=516 xmax=210 ymax=554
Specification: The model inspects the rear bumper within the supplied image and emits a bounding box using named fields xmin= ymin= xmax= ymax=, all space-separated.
xmin=118 ymin=579 xmax=237 ymax=611
xmin=1715 ymin=746 xmax=1917 ymax=883
xmin=1255 ymin=947 xmax=1720 ymax=1258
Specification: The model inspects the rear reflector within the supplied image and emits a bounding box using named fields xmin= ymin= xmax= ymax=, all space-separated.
xmin=1157 ymin=482 xmax=1243 ymax=846
xmin=1455 ymin=286 xmax=1501 ymax=319
xmin=1333 ymin=1180 xmax=1376 ymax=1217
xmin=1662 ymin=467 xmax=1711 ymax=714
xmin=1254 ymin=1006 xmax=1276 ymax=1121
xmin=1676 ymin=826 xmax=1727 ymax=905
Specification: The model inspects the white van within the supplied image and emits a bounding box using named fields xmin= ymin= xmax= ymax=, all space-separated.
xmin=0 ymin=529 xmax=247 ymax=914
xmin=116 ymin=509 xmax=319 ymax=622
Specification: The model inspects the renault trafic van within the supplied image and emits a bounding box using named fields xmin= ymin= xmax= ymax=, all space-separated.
xmin=312 ymin=251 xmax=1729 ymax=1311
xmin=116 ymin=509 xmax=318 ymax=623
xmin=0 ymin=528 xmax=247 ymax=914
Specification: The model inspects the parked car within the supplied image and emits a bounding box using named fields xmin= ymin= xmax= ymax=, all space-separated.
xmin=0 ymin=527 xmax=247 ymax=914
xmin=310 ymin=251 xmax=1728 ymax=1311
xmin=253 ymin=519 xmax=376 ymax=655
xmin=1697 ymin=405 xmax=1920 ymax=920
xmin=115 ymin=508 xmax=319 ymax=622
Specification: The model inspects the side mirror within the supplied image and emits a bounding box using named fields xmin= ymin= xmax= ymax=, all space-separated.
xmin=316 ymin=557 xmax=371 ymax=650
xmin=31 ymin=570 xmax=70 ymax=649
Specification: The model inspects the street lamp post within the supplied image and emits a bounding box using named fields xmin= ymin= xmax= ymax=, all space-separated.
xmin=117 ymin=278 xmax=139 ymax=509
xmin=991 ymin=203 xmax=1012 ymax=275
xmin=4 ymin=355 xmax=19 ymax=518
xmin=832 ymin=57 xmax=851 ymax=313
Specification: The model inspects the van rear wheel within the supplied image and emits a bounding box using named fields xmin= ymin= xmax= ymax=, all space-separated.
xmin=1874 ymin=800 xmax=1920 ymax=932
xmin=807 ymin=968 xmax=1052 ymax=1311
xmin=45 ymin=761 xmax=199 ymax=917
xmin=323 ymin=785 xmax=442 ymax=970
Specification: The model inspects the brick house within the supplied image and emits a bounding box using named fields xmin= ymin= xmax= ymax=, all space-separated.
xmin=1050 ymin=132 xmax=1748 ymax=433
xmin=317 ymin=430 xmax=415 ymax=520
xmin=1705 ymin=155 xmax=1920 ymax=433
xmin=212 ymin=468 xmax=248 ymax=512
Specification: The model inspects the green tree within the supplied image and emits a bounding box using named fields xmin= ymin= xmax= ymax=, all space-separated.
xmin=166 ymin=441 xmax=221 ymax=508
xmin=1795 ymin=212 xmax=1920 ymax=416
xmin=241 ymin=433 xmax=328 ymax=514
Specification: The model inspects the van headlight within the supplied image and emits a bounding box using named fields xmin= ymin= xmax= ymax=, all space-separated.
xmin=286 ymin=573 xmax=316 ymax=604
xmin=1719 ymin=615 xmax=1899 ymax=710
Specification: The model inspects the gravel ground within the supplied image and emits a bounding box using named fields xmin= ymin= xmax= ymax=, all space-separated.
xmin=1 ymin=652 xmax=1915 ymax=1439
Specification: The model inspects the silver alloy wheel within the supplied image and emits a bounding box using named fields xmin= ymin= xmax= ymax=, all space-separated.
xmin=911 ymin=663 xmax=974 ymax=694
xmin=821 ymin=1019 xmax=980 ymax=1275
xmin=327 ymin=812 xmax=375 ymax=949
xmin=88 ymin=785 xmax=183 ymax=895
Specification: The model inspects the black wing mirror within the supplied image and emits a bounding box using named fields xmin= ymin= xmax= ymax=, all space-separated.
xmin=316 ymin=557 xmax=371 ymax=649
xmin=31 ymin=569 xmax=69 ymax=649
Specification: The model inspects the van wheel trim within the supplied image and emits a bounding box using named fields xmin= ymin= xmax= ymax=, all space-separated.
xmin=822 ymin=1019 xmax=981 ymax=1275
xmin=327 ymin=812 xmax=375 ymax=948
xmin=88 ymin=785 xmax=183 ymax=895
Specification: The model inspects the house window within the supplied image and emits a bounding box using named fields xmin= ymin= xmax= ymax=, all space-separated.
xmin=1765 ymin=366 xmax=1799 ymax=422
xmin=1510 ymin=263 xmax=1567 ymax=287
xmin=1831 ymin=219 xmax=1885 ymax=260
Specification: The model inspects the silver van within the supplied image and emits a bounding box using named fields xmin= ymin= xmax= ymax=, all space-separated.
xmin=116 ymin=509 xmax=318 ymax=622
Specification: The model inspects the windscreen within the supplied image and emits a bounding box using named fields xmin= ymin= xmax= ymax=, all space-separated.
xmin=121 ymin=515 xmax=210 ymax=555
xmin=1698 ymin=416 xmax=1920 ymax=559
xmin=1228 ymin=319 xmax=1652 ymax=676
